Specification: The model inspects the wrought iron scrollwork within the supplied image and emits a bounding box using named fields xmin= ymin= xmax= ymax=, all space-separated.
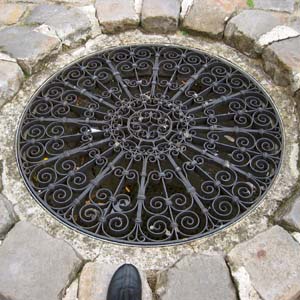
xmin=16 ymin=45 xmax=283 ymax=245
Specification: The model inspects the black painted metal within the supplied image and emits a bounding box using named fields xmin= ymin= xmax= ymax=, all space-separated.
xmin=16 ymin=44 xmax=283 ymax=246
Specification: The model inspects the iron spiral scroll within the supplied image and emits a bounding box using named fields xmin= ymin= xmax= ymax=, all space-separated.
xmin=16 ymin=44 xmax=283 ymax=246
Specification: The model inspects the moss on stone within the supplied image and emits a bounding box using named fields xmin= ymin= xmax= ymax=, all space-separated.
xmin=247 ymin=0 xmax=254 ymax=8
xmin=179 ymin=30 xmax=189 ymax=36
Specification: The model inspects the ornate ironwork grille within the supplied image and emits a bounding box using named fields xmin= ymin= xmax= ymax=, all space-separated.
xmin=16 ymin=45 xmax=283 ymax=246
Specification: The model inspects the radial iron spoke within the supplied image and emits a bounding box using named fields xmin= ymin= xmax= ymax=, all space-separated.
xmin=105 ymin=58 xmax=134 ymax=100
xmin=185 ymin=142 xmax=267 ymax=187
xmin=171 ymin=65 xmax=211 ymax=102
xmin=191 ymin=125 xmax=275 ymax=134
xmin=166 ymin=154 xmax=208 ymax=213
xmin=187 ymin=90 xmax=252 ymax=114
xmin=182 ymin=69 xmax=239 ymax=106
xmin=61 ymin=80 xmax=116 ymax=110
xmin=150 ymin=50 xmax=160 ymax=97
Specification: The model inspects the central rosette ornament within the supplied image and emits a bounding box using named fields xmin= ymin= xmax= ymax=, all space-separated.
xmin=108 ymin=98 xmax=192 ymax=156
xmin=128 ymin=109 xmax=172 ymax=141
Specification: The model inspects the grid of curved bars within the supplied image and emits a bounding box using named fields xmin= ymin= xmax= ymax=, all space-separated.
xmin=16 ymin=45 xmax=283 ymax=245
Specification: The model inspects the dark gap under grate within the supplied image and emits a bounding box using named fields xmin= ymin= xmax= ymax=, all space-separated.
xmin=16 ymin=44 xmax=283 ymax=246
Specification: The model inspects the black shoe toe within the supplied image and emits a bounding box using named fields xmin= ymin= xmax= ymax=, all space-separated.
xmin=107 ymin=264 xmax=142 ymax=300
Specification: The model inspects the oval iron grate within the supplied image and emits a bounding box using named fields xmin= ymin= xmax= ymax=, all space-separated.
xmin=16 ymin=45 xmax=283 ymax=246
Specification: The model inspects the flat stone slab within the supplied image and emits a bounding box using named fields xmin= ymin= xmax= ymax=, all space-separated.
xmin=156 ymin=254 xmax=237 ymax=300
xmin=227 ymin=226 xmax=300 ymax=300
xmin=0 ymin=26 xmax=60 ymax=74
xmin=25 ymin=4 xmax=91 ymax=44
xmin=0 ymin=194 xmax=18 ymax=239
xmin=0 ymin=221 xmax=83 ymax=300
xmin=25 ymin=4 xmax=66 ymax=24
xmin=78 ymin=262 xmax=152 ymax=300
xmin=182 ymin=0 xmax=246 ymax=39
xmin=95 ymin=0 xmax=139 ymax=33
xmin=0 ymin=59 xmax=24 ymax=107
xmin=63 ymin=279 xmax=78 ymax=300
xmin=225 ymin=10 xmax=287 ymax=57
xmin=255 ymin=25 xmax=300 ymax=54
xmin=262 ymin=36 xmax=300 ymax=89
xmin=0 ymin=3 xmax=27 ymax=25
xmin=279 ymin=195 xmax=300 ymax=231
xmin=254 ymin=0 xmax=296 ymax=13
xmin=76 ymin=5 xmax=102 ymax=38
xmin=141 ymin=0 xmax=180 ymax=33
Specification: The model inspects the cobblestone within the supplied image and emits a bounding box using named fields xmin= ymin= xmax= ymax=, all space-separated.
xmin=0 ymin=194 xmax=18 ymax=239
xmin=0 ymin=221 xmax=83 ymax=300
xmin=263 ymin=36 xmax=300 ymax=89
xmin=225 ymin=10 xmax=288 ymax=57
xmin=141 ymin=0 xmax=180 ymax=33
xmin=156 ymin=254 xmax=237 ymax=300
xmin=255 ymin=25 xmax=300 ymax=54
xmin=62 ymin=278 xmax=79 ymax=300
xmin=182 ymin=0 xmax=246 ymax=39
xmin=227 ymin=226 xmax=300 ymax=300
xmin=278 ymin=194 xmax=300 ymax=231
xmin=77 ymin=5 xmax=101 ymax=38
xmin=95 ymin=0 xmax=139 ymax=33
xmin=0 ymin=58 xmax=24 ymax=107
xmin=0 ymin=26 xmax=60 ymax=74
xmin=25 ymin=4 xmax=91 ymax=45
xmin=0 ymin=3 xmax=27 ymax=26
xmin=253 ymin=0 xmax=296 ymax=13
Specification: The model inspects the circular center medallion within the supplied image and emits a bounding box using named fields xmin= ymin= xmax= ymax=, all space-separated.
xmin=128 ymin=109 xmax=172 ymax=141
xmin=16 ymin=44 xmax=283 ymax=246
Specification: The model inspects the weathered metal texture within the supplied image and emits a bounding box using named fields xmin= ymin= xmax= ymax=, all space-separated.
xmin=16 ymin=45 xmax=283 ymax=245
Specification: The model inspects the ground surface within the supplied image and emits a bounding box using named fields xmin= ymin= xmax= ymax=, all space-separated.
xmin=1 ymin=1 xmax=300 ymax=300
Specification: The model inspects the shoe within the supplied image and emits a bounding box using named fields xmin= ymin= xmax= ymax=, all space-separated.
xmin=106 ymin=264 xmax=142 ymax=300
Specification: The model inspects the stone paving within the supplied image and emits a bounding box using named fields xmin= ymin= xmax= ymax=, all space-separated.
xmin=0 ymin=56 xmax=24 ymax=108
xmin=225 ymin=10 xmax=289 ymax=57
xmin=141 ymin=0 xmax=180 ymax=33
xmin=0 ymin=222 xmax=83 ymax=300
xmin=278 ymin=193 xmax=300 ymax=231
xmin=0 ymin=0 xmax=300 ymax=300
xmin=182 ymin=0 xmax=246 ymax=39
xmin=156 ymin=254 xmax=238 ymax=300
xmin=0 ymin=194 xmax=18 ymax=239
xmin=95 ymin=0 xmax=139 ymax=33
